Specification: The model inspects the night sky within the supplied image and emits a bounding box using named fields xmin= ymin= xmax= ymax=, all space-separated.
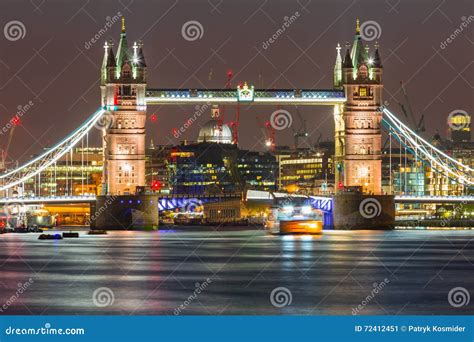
xmin=0 ymin=0 xmax=472 ymax=164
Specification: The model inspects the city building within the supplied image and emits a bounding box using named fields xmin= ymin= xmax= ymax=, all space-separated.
xmin=145 ymin=111 xmax=277 ymax=196
xmin=448 ymin=111 xmax=471 ymax=143
xmin=22 ymin=147 xmax=103 ymax=197
xmin=274 ymin=142 xmax=334 ymax=195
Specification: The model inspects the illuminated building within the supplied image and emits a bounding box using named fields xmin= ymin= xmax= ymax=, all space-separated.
xmin=448 ymin=111 xmax=471 ymax=143
xmin=384 ymin=142 xmax=472 ymax=196
xmin=23 ymin=147 xmax=103 ymax=196
xmin=146 ymin=113 xmax=277 ymax=195
xmin=100 ymin=17 xmax=147 ymax=195
xmin=159 ymin=142 xmax=276 ymax=195
xmin=334 ymin=19 xmax=383 ymax=194
xmin=274 ymin=143 xmax=334 ymax=195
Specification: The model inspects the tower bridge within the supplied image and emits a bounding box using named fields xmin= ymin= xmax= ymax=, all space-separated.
xmin=0 ymin=18 xmax=472 ymax=229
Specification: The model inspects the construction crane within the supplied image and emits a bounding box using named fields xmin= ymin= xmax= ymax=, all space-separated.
xmin=224 ymin=70 xmax=241 ymax=145
xmin=0 ymin=116 xmax=20 ymax=171
xmin=256 ymin=115 xmax=275 ymax=151
xmin=292 ymin=106 xmax=309 ymax=149
xmin=398 ymin=81 xmax=425 ymax=133
xmin=383 ymin=81 xmax=425 ymax=151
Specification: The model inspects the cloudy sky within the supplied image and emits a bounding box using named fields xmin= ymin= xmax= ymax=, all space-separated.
xmin=0 ymin=0 xmax=472 ymax=163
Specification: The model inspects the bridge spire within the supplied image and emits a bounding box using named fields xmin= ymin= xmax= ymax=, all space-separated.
xmin=333 ymin=43 xmax=342 ymax=88
xmin=116 ymin=16 xmax=129 ymax=77
xmin=373 ymin=42 xmax=382 ymax=68
xmin=356 ymin=18 xmax=360 ymax=34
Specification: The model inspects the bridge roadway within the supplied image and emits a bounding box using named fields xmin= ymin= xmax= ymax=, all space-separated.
xmin=144 ymin=88 xmax=346 ymax=105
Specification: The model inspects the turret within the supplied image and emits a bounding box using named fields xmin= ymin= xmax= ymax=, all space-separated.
xmin=106 ymin=40 xmax=116 ymax=83
xmin=132 ymin=41 xmax=147 ymax=81
xmin=371 ymin=42 xmax=383 ymax=82
xmin=342 ymin=44 xmax=353 ymax=83
xmin=333 ymin=43 xmax=342 ymax=88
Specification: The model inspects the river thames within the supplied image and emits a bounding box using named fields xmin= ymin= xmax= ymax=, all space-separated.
xmin=0 ymin=227 xmax=472 ymax=315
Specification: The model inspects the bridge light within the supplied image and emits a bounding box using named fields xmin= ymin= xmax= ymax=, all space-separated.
xmin=338 ymin=182 xmax=344 ymax=190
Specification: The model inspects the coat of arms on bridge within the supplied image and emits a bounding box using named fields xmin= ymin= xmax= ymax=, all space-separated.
xmin=237 ymin=82 xmax=254 ymax=102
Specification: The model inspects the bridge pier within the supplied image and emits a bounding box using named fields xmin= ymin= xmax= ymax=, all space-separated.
xmin=90 ymin=195 xmax=158 ymax=230
xmin=333 ymin=193 xmax=395 ymax=230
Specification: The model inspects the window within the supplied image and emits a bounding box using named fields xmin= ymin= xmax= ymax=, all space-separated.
xmin=359 ymin=86 xmax=367 ymax=97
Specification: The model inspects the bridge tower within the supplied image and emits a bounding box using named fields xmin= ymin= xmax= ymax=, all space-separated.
xmin=100 ymin=17 xmax=147 ymax=195
xmin=334 ymin=19 xmax=383 ymax=195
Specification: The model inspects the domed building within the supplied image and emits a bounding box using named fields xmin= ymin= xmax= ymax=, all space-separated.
xmin=197 ymin=119 xmax=233 ymax=144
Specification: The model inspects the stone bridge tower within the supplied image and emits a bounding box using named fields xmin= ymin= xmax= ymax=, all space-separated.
xmin=100 ymin=17 xmax=147 ymax=195
xmin=334 ymin=19 xmax=383 ymax=195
